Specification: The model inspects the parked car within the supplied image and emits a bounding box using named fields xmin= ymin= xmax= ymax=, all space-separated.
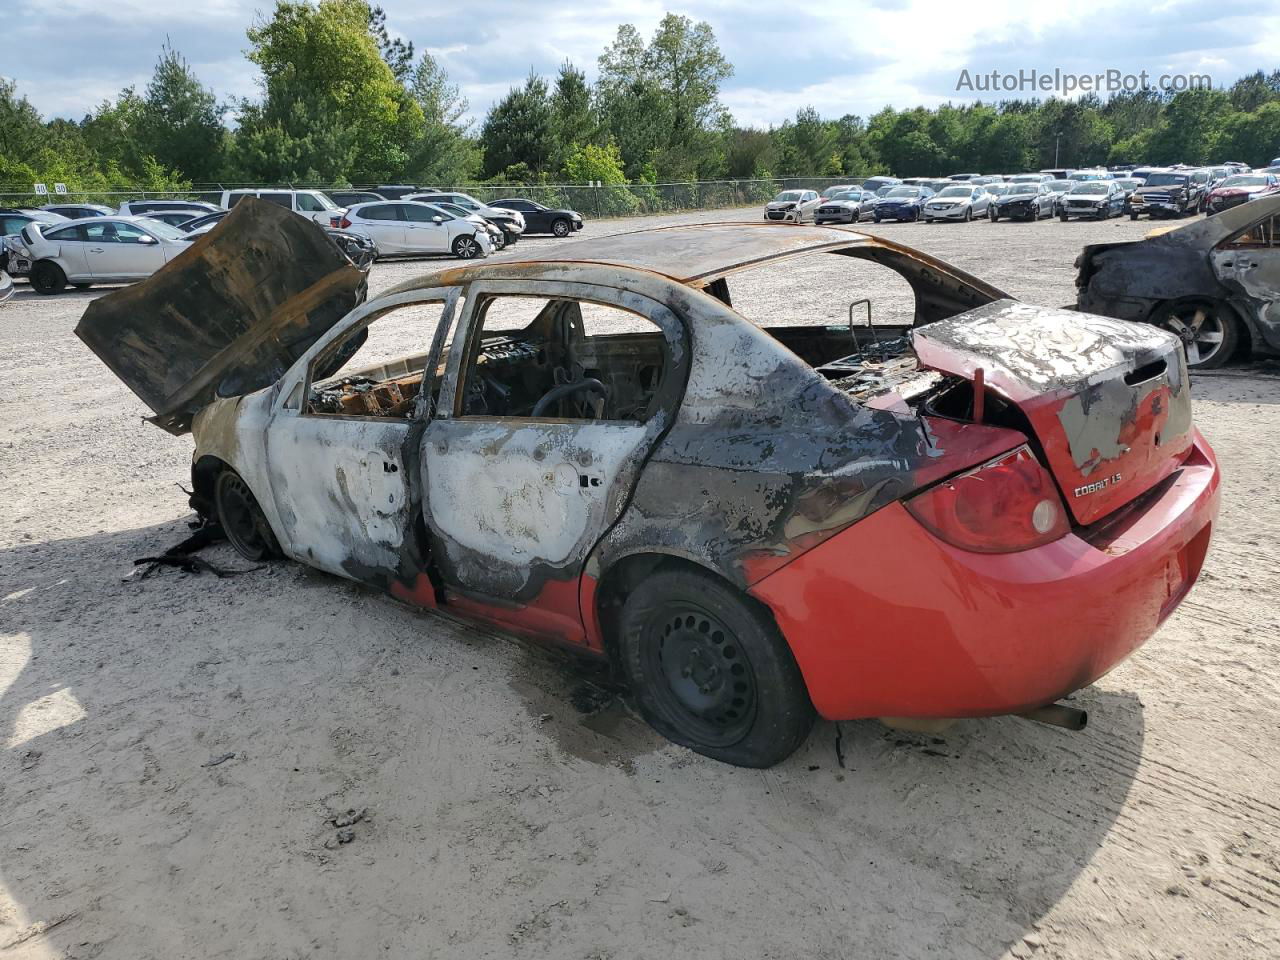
xmin=487 ymin=198 xmax=585 ymax=237
xmin=216 ymin=189 xmax=343 ymax=224
xmin=333 ymin=201 xmax=491 ymax=259
xmin=375 ymin=185 xmax=432 ymax=200
xmin=1039 ymin=168 xmax=1074 ymax=180
xmin=1077 ymin=192 xmax=1280 ymax=368
xmin=873 ymin=186 xmax=934 ymax=222
xmin=2 ymin=216 xmax=193 ymax=293
xmin=142 ymin=210 xmax=206 ymax=229
xmin=181 ymin=211 xmax=230 ymax=236
xmin=1045 ymin=179 xmax=1075 ymax=213
xmin=922 ymin=184 xmax=991 ymax=222
xmin=423 ymin=201 xmax=509 ymax=250
xmin=327 ymin=190 xmax=387 ymax=207
xmin=323 ymin=229 xmax=379 ymax=270
xmin=117 ymin=199 xmax=221 ymax=217
xmin=78 ymin=204 xmax=1221 ymax=767
xmin=0 ymin=209 xmax=69 ymax=272
xmin=858 ymin=176 xmax=901 ymax=195
xmin=947 ymin=173 xmax=981 ymax=181
xmin=989 ymin=183 xmax=1054 ymax=221
xmin=41 ymin=203 xmax=115 ymax=219
xmin=0 ymin=268 xmax=12 ymax=304
xmin=406 ymin=192 xmax=524 ymax=245
xmin=1204 ymin=173 xmax=1280 ymax=215
xmin=1127 ymin=169 xmax=1208 ymax=219
xmin=1010 ymin=173 xmax=1053 ymax=184
xmin=764 ymin=189 xmax=821 ymax=222
xmin=1111 ymin=178 xmax=1143 ymax=198
xmin=1068 ymin=169 xmax=1114 ymax=181
xmin=813 ymin=188 xmax=878 ymax=224
xmin=1059 ymin=181 xmax=1126 ymax=220
xmin=819 ymin=183 xmax=859 ymax=199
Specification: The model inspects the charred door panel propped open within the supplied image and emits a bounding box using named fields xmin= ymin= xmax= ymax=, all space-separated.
xmin=81 ymin=219 xmax=1221 ymax=768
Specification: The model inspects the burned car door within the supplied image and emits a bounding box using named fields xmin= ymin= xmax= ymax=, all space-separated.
xmin=422 ymin=280 xmax=685 ymax=625
xmin=262 ymin=287 xmax=461 ymax=582
xmin=1211 ymin=213 xmax=1280 ymax=332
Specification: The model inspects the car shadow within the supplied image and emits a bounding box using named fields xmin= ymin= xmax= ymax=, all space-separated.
xmin=0 ymin=519 xmax=1142 ymax=959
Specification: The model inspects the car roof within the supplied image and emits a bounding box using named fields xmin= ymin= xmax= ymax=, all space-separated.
xmin=443 ymin=223 xmax=881 ymax=284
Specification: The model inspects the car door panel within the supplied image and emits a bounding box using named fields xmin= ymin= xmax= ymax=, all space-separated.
xmin=1212 ymin=216 xmax=1280 ymax=333
xmin=45 ymin=229 xmax=90 ymax=279
xmin=421 ymin=280 xmax=685 ymax=628
xmin=263 ymin=287 xmax=460 ymax=582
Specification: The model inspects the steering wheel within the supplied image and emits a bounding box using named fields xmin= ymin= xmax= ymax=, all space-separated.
xmin=531 ymin=378 xmax=608 ymax=418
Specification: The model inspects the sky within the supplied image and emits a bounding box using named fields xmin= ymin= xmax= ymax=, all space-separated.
xmin=4 ymin=0 xmax=1279 ymax=128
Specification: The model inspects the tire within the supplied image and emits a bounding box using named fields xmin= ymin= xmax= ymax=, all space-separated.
xmin=214 ymin=469 xmax=281 ymax=561
xmin=964 ymin=207 xmax=972 ymax=222
xmin=1151 ymin=299 xmax=1241 ymax=370
xmin=452 ymin=235 xmax=482 ymax=259
xmin=1129 ymin=212 xmax=1139 ymax=221
xmin=552 ymin=218 xmax=571 ymax=238
xmin=73 ymin=283 xmax=93 ymax=290
xmin=1059 ymin=213 xmax=1068 ymax=222
xmin=990 ymin=213 xmax=1000 ymax=222
xmin=31 ymin=261 xmax=66 ymax=295
xmin=616 ymin=568 xmax=816 ymax=767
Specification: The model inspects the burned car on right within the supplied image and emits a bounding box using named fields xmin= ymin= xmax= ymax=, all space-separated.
xmin=1077 ymin=193 xmax=1280 ymax=368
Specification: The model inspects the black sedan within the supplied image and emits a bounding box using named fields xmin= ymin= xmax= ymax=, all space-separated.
xmin=489 ymin=198 xmax=584 ymax=237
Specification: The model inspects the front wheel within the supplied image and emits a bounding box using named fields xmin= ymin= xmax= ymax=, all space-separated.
xmin=31 ymin=261 xmax=67 ymax=295
xmin=452 ymin=235 xmax=482 ymax=259
xmin=990 ymin=213 xmax=1000 ymax=222
xmin=1152 ymin=300 xmax=1240 ymax=369
xmin=1059 ymin=213 xmax=1069 ymax=222
xmin=964 ymin=207 xmax=972 ymax=222
xmin=215 ymin=469 xmax=280 ymax=561
xmin=552 ymin=218 xmax=571 ymax=237
xmin=617 ymin=568 xmax=815 ymax=768
xmin=1129 ymin=212 xmax=1139 ymax=220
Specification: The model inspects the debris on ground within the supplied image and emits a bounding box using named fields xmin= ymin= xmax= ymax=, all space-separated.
xmin=201 ymin=752 xmax=236 ymax=768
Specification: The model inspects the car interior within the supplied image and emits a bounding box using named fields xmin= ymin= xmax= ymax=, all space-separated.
xmin=304 ymin=294 xmax=669 ymax=424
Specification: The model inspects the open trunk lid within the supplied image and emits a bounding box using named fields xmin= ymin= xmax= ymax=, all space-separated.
xmin=912 ymin=300 xmax=1193 ymax=525
xmin=75 ymin=198 xmax=367 ymax=436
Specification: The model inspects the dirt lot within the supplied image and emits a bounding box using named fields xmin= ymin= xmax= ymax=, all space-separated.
xmin=2 ymin=208 xmax=1279 ymax=960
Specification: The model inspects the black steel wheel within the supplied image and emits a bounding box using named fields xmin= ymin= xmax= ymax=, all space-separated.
xmin=552 ymin=218 xmax=571 ymax=237
xmin=617 ymin=568 xmax=815 ymax=767
xmin=215 ymin=470 xmax=280 ymax=561
xmin=31 ymin=261 xmax=66 ymax=295
xmin=1152 ymin=299 xmax=1240 ymax=369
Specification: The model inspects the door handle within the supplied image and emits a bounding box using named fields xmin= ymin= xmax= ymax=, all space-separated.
xmin=89 ymin=247 xmax=104 ymax=253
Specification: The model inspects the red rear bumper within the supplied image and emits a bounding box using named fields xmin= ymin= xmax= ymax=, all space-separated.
xmin=749 ymin=430 xmax=1220 ymax=721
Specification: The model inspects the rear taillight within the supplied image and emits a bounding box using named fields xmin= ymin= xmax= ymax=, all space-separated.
xmin=904 ymin=445 xmax=1069 ymax=553
xmin=336 ymin=217 xmax=351 ymax=229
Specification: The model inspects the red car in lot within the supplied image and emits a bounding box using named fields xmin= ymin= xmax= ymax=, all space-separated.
xmin=1204 ymin=172 xmax=1280 ymax=215
xmin=78 ymin=200 xmax=1221 ymax=767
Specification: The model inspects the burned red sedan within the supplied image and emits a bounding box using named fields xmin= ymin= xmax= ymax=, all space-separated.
xmin=78 ymin=200 xmax=1220 ymax=767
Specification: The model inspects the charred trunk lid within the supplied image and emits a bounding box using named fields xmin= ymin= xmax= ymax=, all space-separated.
xmin=75 ymin=198 xmax=367 ymax=435
xmin=912 ymin=300 xmax=1193 ymax=525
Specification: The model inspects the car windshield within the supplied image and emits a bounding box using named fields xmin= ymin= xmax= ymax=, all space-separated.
xmin=308 ymin=192 xmax=339 ymax=210
xmin=1144 ymin=173 xmax=1188 ymax=186
xmin=987 ymin=184 xmax=1012 ymax=195
xmin=884 ymin=187 xmax=920 ymax=198
xmin=1010 ymin=175 xmax=1040 ymax=182
xmin=1221 ymin=175 xmax=1268 ymax=187
xmin=774 ymin=191 xmax=804 ymax=202
xmin=1071 ymin=183 xmax=1109 ymax=195
xmin=1007 ymin=186 xmax=1037 ymax=196
xmin=1049 ymin=180 xmax=1073 ymax=191
xmin=828 ymin=191 xmax=860 ymax=201
xmin=436 ymin=203 xmax=471 ymax=217
xmin=141 ymin=220 xmax=189 ymax=240
xmin=937 ymin=186 xmax=972 ymax=197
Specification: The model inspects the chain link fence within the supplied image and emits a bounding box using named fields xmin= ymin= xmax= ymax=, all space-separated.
xmin=0 ymin=177 xmax=868 ymax=218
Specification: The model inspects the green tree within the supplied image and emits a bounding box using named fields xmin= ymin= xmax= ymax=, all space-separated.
xmin=1145 ymin=88 xmax=1232 ymax=165
xmin=407 ymin=51 xmax=479 ymax=185
xmin=596 ymin=15 xmax=732 ymax=180
xmin=368 ymin=4 xmax=414 ymax=81
xmin=242 ymin=0 xmax=424 ymax=182
xmin=479 ymin=72 xmax=555 ymax=179
xmin=1228 ymin=70 xmax=1280 ymax=113
xmin=1212 ymin=101 xmax=1280 ymax=165
xmin=551 ymin=60 xmax=594 ymax=170
xmin=80 ymin=89 xmax=149 ymax=177
xmin=137 ymin=43 xmax=228 ymax=181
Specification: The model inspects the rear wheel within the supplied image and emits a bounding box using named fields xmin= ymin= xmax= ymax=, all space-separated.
xmin=552 ymin=218 xmax=571 ymax=237
xmin=617 ymin=568 xmax=815 ymax=768
xmin=31 ymin=261 xmax=66 ymax=295
xmin=72 ymin=282 xmax=93 ymax=290
xmin=215 ymin=469 xmax=280 ymax=561
xmin=1059 ymin=213 xmax=1068 ymax=222
xmin=1153 ymin=300 xmax=1240 ymax=369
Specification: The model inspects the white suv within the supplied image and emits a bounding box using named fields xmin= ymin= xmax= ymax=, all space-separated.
xmin=215 ymin=189 xmax=343 ymax=224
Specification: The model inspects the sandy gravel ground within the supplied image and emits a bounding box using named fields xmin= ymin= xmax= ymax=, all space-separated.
xmin=2 ymin=207 xmax=1279 ymax=960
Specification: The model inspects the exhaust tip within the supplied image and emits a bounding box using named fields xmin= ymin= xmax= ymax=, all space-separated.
xmin=1019 ymin=702 xmax=1088 ymax=731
